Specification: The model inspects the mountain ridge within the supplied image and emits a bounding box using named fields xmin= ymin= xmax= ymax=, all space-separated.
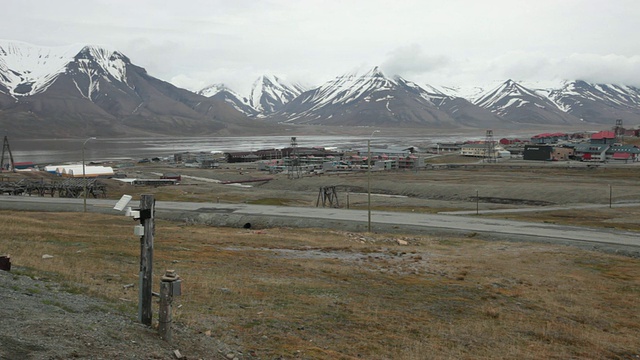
xmin=0 ymin=40 xmax=277 ymax=138
xmin=2 ymin=40 xmax=639 ymax=139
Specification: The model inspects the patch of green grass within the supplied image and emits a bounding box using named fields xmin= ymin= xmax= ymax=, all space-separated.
xmin=41 ymin=299 xmax=77 ymax=313
xmin=26 ymin=287 xmax=41 ymax=295
xmin=110 ymin=301 xmax=137 ymax=315
xmin=437 ymin=238 xmax=465 ymax=246
xmin=61 ymin=283 xmax=86 ymax=295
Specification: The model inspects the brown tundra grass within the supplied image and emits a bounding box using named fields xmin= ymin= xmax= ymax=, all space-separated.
xmin=1 ymin=210 xmax=639 ymax=359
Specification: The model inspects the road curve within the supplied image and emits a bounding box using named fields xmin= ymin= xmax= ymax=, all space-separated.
xmin=0 ymin=196 xmax=639 ymax=251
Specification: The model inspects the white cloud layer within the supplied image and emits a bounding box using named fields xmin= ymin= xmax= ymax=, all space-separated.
xmin=3 ymin=0 xmax=640 ymax=95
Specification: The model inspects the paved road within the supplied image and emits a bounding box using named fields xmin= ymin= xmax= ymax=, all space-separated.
xmin=439 ymin=202 xmax=640 ymax=215
xmin=0 ymin=196 xmax=638 ymax=249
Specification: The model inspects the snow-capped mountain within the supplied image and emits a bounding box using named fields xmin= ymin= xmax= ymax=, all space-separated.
xmin=197 ymin=83 xmax=258 ymax=117
xmin=546 ymin=81 xmax=640 ymax=124
xmin=249 ymin=75 xmax=306 ymax=115
xmin=273 ymin=67 xmax=449 ymax=126
xmin=0 ymin=40 xmax=271 ymax=138
xmin=468 ymin=79 xmax=640 ymax=125
xmin=4 ymin=40 xmax=640 ymax=137
xmin=197 ymin=83 xmax=228 ymax=98
xmin=271 ymin=67 xmax=511 ymax=129
xmin=473 ymin=79 xmax=582 ymax=125
xmin=395 ymin=78 xmax=509 ymax=128
xmin=0 ymin=40 xmax=85 ymax=97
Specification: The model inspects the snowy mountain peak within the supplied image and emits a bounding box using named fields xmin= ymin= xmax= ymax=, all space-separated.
xmin=0 ymin=40 xmax=130 ymax=97
xmin=365 ymin=66 xmax=385 ymax=78
xmin=0 ymin=40 xmax=83 ymax=96
xmin=198 ymin=83 xmax=231 ymax=97
xmin=475 ymin=79 xmax=536 ymax=110
xmin=547 ymin=80 xmax=640 ymax=115
xmin=74 ymin=45 xmax=130 ymax=85
xmin=249 ymin=74 xmax=305 ymax=114
xmin=196 ymin=82 xmax=257 ymax=116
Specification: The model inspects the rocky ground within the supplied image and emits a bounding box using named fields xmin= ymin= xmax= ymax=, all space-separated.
xmin=0 ymin=270 xmax=242 ymax=360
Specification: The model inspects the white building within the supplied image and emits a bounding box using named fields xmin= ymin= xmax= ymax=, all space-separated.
xmin=460 ymin=143 xmax=508 ymax=158
xmin=45 ymin=164 xmax=114 ymax=177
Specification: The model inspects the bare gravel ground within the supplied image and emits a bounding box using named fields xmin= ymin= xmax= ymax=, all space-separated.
xmin=0 ymin=270 xmax=237 ymax=360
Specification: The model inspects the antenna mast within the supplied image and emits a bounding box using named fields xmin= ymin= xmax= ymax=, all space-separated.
xmin=484 ymin=129 xmax=496 ymax=163
xmin=288 ymin=137 xmax=301 ymax=179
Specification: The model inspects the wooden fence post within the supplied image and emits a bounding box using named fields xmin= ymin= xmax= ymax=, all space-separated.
xmin=138 ymin=194 xmax=155 ymax=326
xmin=158 ymin=270 xmax=181 ymax=342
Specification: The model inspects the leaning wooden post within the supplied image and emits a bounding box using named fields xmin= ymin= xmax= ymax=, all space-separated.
xmin=138 ymin=194 xmax=155 ymax=326
xmin=159 ymin=269 xmax=181 ymax=342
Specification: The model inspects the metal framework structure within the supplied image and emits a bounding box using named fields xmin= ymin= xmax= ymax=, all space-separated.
xmin=484 ymin=129 xmax=496 ymax=163
xmin=316 ymin=186 xmax=340 ymax=208
xmin=287 ymin=136 xmax=302 ymax=179
xmin=0 ymin=136 xmax=15 ymax=172
xmin=0 ymin=178 xmax=107 ymax=198
xmin=614 ymin=119 xmax=624 ymax=143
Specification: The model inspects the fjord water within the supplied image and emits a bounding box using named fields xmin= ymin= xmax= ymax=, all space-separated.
xmin=10 ymin=133 xmax=511 ymax=165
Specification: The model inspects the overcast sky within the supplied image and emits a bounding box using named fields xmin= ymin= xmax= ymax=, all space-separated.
xmin=3 ymin=0 xmax=640 ymax=95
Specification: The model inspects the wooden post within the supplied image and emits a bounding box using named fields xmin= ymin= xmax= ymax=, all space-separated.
xmin=159 ymin=270 xmax=181 ymax=343
xmin=0 ymin=255 xmax=10 ymax=271
xmin=476 ymin=189 xmax=479 ymax=215
xmin=138 ymin=194 xmax=155 ymax=326
xmin=609 ymin=184 xmax=612 ymax=208
xmin=159 ymin=281 xmax=172 ymax=342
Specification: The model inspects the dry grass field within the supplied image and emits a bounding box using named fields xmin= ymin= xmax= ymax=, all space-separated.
xmin=3 ymin=156 xmax=640 ymax=358
xmin=2 ymin=211 xmax=639 ymax=359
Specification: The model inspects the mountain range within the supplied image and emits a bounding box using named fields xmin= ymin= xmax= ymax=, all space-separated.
xmin=0 ymin=40 xmax=274 ymax=138
xmin=2 ymin=40 xmax=640 ymax=138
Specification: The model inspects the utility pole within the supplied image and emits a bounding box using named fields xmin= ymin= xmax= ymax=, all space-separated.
xmin=138 ymin=194 xmax=155 ymax=326
xmin=82 ymin=137 xmax=96 ymax=212
xmin=367 ymin=138 xmax=372 ymax=232
xmin=367 ymin=130 xmax=380 ymax=232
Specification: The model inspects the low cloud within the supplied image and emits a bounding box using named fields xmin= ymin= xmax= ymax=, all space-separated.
xmin=481 ymin=52 xmax=640 ymax=86
xmin=560 ymin=53 xmax=640 ymax=86
xmin=381 ymin=44 xmax=450 ymax=78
